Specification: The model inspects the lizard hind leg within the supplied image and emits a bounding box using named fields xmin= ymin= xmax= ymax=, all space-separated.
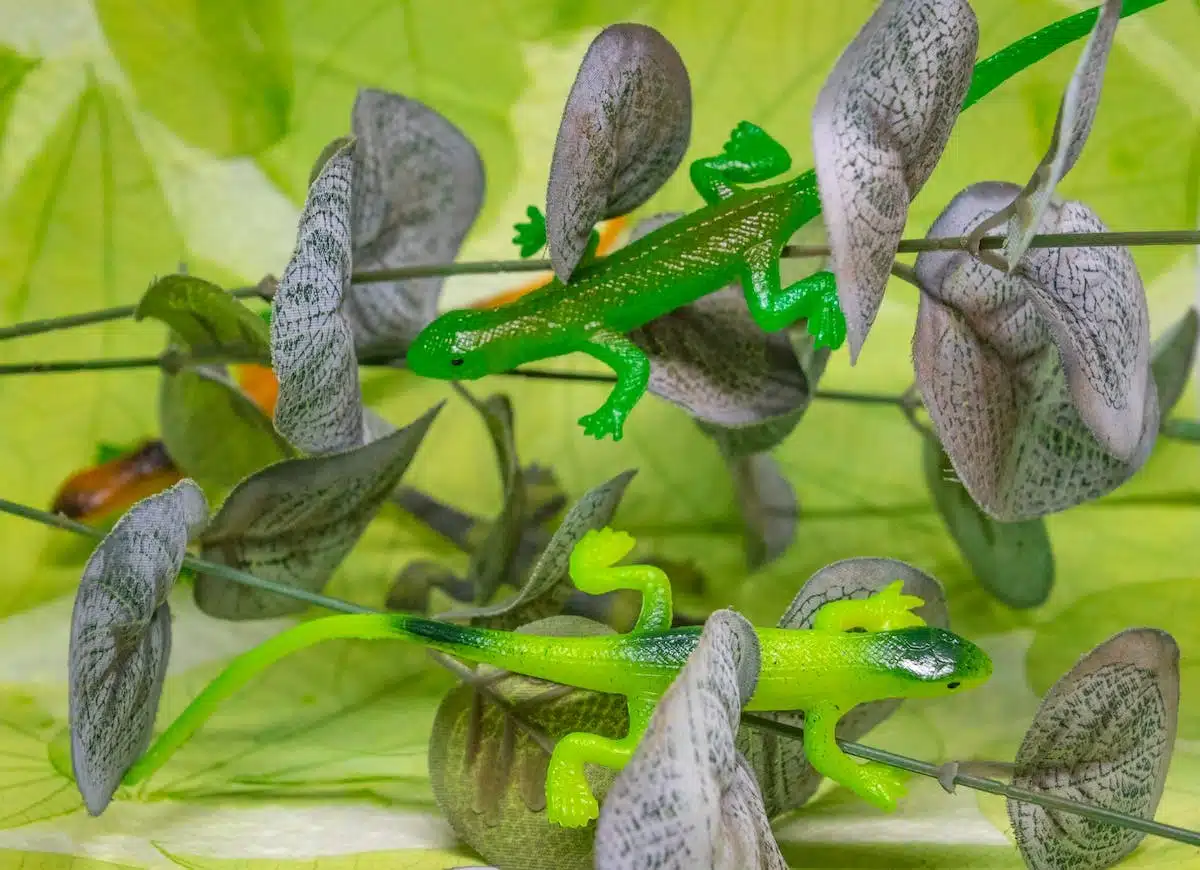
xmin=569 ymin=528 xmax=673 ymax=633
xmin=545 ymin=697 xmax=655 ymax=828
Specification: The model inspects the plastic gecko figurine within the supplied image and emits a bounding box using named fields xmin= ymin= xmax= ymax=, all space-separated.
xmin=127 ymin=528 xmax=992 ymax=828
xmin=405 ymin=1 xmax=1161 ymax=442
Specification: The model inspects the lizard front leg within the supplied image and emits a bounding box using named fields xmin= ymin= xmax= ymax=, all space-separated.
xmin=576 ymin=328 xmax=650 ymax=441
xmin=569 ymin=528 xmax=673 ymax=633
xmin=811 ymin=581 xmax=927 ymax=634
xmin=545 ymin=697 xmax=655 ymax=828
xmin=689 ymin=121 xmax=793 ymax=206
xmin=803 ymin=701 xmax=908 ymax=811
xmin=740 ymin=244 xmax=847 ymax=349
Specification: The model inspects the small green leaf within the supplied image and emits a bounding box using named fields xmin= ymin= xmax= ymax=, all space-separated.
xmin=598 ymin=610 xmax=785 ymax=870
xmin=728 ymin=453 xmax=798 ymax=571
xmin=135 ymin=274 xmax=270 ymax=358
xmin=69 ymin=480 xmax=208 ymax=815
xmin=1162 ymin=418 xmax=1200 ymax=442
xmin=922 ymin=437 xmax=1054 ymax=608
xmin=0 ymin=47 xmax=38 ymax=147
xmin=441 ymin=470 xmax=637 ymax=630
xmin=428 ymin=616 xmax=626 ymax=870
xmin=1010 ymin=628 xmax=1179 ymax=870
xmin=193 ymin=405 xmax=441 ymax=619
xmin=159 ymin=366 xmax=294 ymax=500
xmin=1150 ymin=307 xmax=1198 ymax=418
xmin=95 ymin=0 xmax=292 ymax=157
xmin=457 ymin=389 xmax=526 ymax=604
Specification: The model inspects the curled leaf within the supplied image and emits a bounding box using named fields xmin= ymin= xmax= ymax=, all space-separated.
xmin=271 ymin=139 xmax=363 ymax=455
xmin=738 ymin=557 xmax=947 ymax=816
xmin=547 ymin=24 xmax=691 ymax=282
xmin=429 ymin=616 xmax=626 ymax=870
xmin=442 ymin=471 xmax=637 ymax=630
xmin=914 ymin=182 xmax=1157 ymax=520
xmin=596 ymin=610 xmax=784 ymax=870
xmin=344 ymin=89 xmax=486 ymax=352
xmin=192 ymin=405 xmax=440 ymax=619
xmin=69 ymin=480 xmax=208 ymax=815
xmin=1149 ymin=307 xmax=1198 ymax=419
xmin=998 ymin=0 xmax=1120 ymax=267
xmin=1010 ymin=628 xmax=1179 ymax=870
xmin=729 ymin=453 xmax=798 ymax=572
xmin=812 ymin=0 xmax=978 ymax=361
xmin=922 ymin=436 xmax=1054 ymax=608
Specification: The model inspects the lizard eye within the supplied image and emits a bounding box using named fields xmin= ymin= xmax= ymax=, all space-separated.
xmin=946 ymin=681 xmax=961 ymax=690
xmin=450 ymin=357 xmax=465 ymax=367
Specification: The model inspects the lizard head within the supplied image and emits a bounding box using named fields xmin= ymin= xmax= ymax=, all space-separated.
xmin=864 ymin=626 xmax=993 ymax=699
xmin=406 ymin=309 xmax=493 ymax=380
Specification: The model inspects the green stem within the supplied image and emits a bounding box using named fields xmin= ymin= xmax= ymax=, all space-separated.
xmin=742 ymin=713 xmax=1200 ymax=848
xmin=0 ymin=285 xmax=269 ymax=343
xmin=124 ymin=613 xmax=400 ymax=785
xmin=1162 ymin=419 xmax=1200 ymax=442
xmin=0 ymin=349 xmax=270 ymax=376
xmin=0 ymin=497 xmax=374 ymax=616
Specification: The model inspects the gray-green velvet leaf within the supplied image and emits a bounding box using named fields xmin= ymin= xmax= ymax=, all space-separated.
xmin=729 ymin=453 xmax=798 ymax=571
xmin=546 ymin=25 xmax=691 ymax=282
xmin=270 ymin=139 xmax=363 ymax=455
xmin=193 ymin=405 xmax=440 ymax=619
xmin=596 ymin=609 xmax=785 ymax=870
xmin=914 ymin=182 xmax=1157 ymax=520
xmin=344 ymin=89 xmax=485 ymax=353
xmin=1009 ymin=628 xmax=1179 ymax=870
xmin=68 ymin=480 xmax=208 ymax=815
xmin=812 ymin=0 xmax=978 ymax=361
xmin=1000 ymin=0 xmax=1121 ymax=268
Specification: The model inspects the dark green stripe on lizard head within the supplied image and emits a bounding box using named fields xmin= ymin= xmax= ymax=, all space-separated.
xmin=864 ymin=625 xmax=993 ymax=698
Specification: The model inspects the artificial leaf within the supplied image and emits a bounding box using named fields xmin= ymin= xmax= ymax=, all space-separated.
xmin=546 ymin=24 xmax=691 ymax=282
xmin=0 ymin=47 xmax=38 ymax=147
xmin=94 ymin=0 xmax=292 ymax=157
xmin=308 ymin=134 xmax=354 ymax=186
xmin=192 ymin=405 xmax=440 ymax=619
xmin=914 ymin=182 xmax=1158 ymax=520
xmin=1010 ymin=628 xmax=1180 ymax=870
xmin=386 ymin=560 xmax=464 ymax=613
xmin=271 ymin=139 xmax=363 ymax=455
xmin=739 ymin=556 xmax=948 ymax=817
xmin=1149 ymin=307 xmax=1198 ymax=419
xmin=69 ymin=480 xmax=208 ymax=815
xmin=134 ymin=274 xmax=270 ymax=359
xmin=728 ymin=453 xmax=798 ymax=571
xmin=442 ymin=470 xmax=637 ymax=630
xmin=596 ymin=609 xmax=784 ymax=870
xmin=159 ymin=365 xmax=294 ymax=500
xmin=457 ymin=388 xmax=526 ymax=604
xmin=428 ymin=616 xmax=627 ymax=870
xmin=922 ymin=436 xmax=1054 ymax=609
xmin=998 ymin=0 xmax=1121 ymax=268
xmin=811 ymin=0 xmax=979 ymax=362
xmin=343 ymin=89 xmax=486 ymax=354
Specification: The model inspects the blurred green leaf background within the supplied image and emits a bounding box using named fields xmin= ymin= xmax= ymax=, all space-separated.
xmin=0 ymin=0 xmax=1196 ymax=867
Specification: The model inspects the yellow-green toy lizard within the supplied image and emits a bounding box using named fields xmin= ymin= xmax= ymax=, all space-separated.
xmin=125 ymin=528 xmax=992 ymax=828
xmin=405 ymin=1 xmax=1164 ymax=441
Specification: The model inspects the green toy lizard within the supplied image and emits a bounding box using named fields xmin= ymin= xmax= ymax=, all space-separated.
xmin=405 ymin=0 xmax=1165 ymax=442
xmin=124 ymin=527 xmax=992 ymax=828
